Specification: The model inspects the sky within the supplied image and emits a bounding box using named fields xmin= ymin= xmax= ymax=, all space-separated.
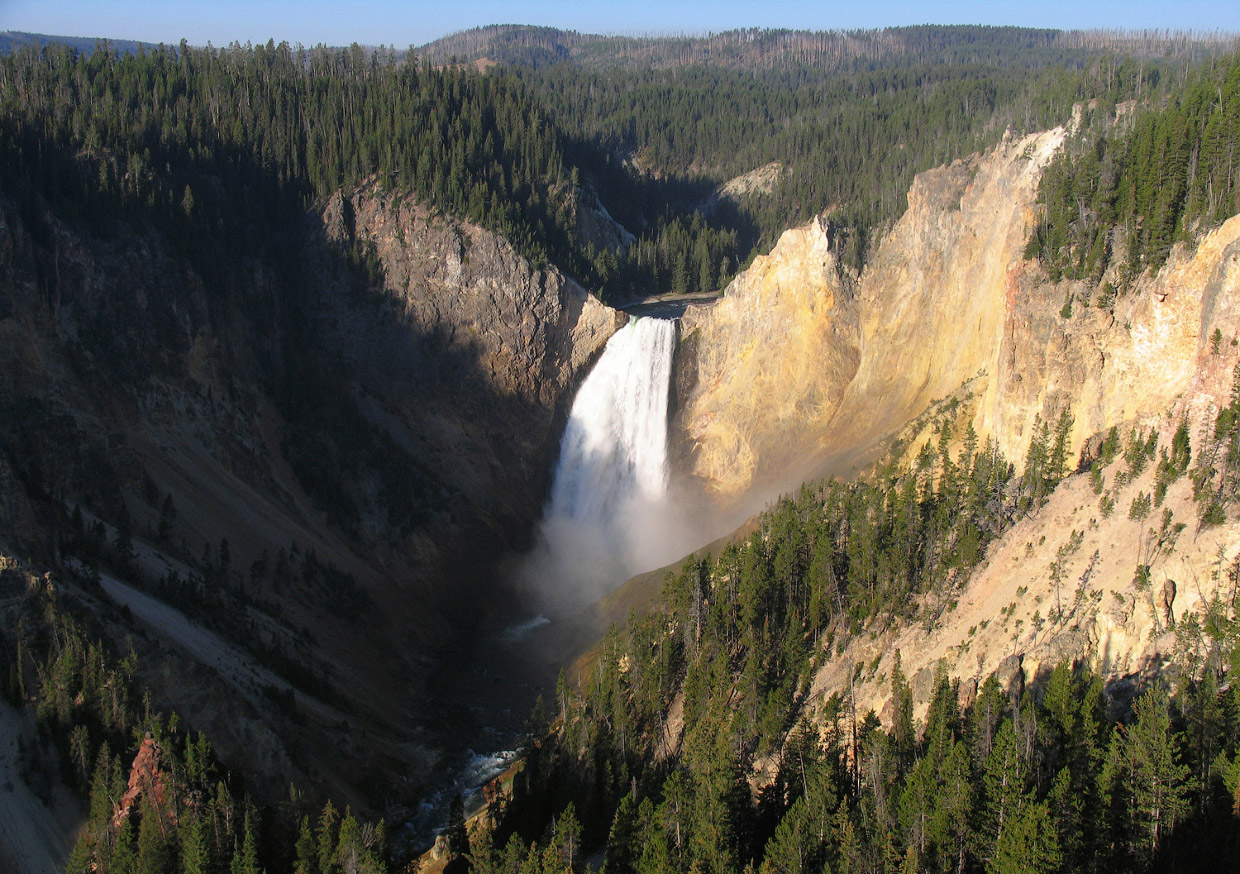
xmin=2 ymin=0 xmax=1238 ymax=50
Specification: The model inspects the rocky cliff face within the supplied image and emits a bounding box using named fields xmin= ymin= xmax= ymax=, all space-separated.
xmin=0 ymin=186 xmax=619 ymax=810
xmin=986 ymin=213 xmax=1240 ymax=466
xmin=675 ymin=217 xmax=859 ymax=498
xmin=808 ymin=403 xmax=1240 ymax=731
xmin=675 ymin=124 xmax=1240 ymax=498
xmin=673 ymin=124 xmax=1240 ymax=725
xmin=674 ymin=128 xmax=1069 ymax=500
xmin=835 ymin=128 xmax=1066 ymax=457
xmin=323 ymin=187 xmax=620 ymax=529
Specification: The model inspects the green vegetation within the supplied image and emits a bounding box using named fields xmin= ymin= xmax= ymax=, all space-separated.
xmin=1025 ymin=52 xmax=1240 ymax=286
xmin=419 ymin=25 xmax=1228 ymax=78
xmin=1 ymin=576 xmax=384 ymax=874
xmin=0 ymin=41 xmax=591 ymax=280
xmin=5 ymin=29 xmax=1229 ymax=309
xmin=0 ymin=39 xmax=749 ymax=302
xmin=5 ymin=25 xmax=1240 ymax=874
xmin=489 ymin=29 xmax=1233 ymax=272
xmin=1193 ymin=365 xmax=1240 ymax=523
xmin=467 ymin=419 xmax=1238 ymax=874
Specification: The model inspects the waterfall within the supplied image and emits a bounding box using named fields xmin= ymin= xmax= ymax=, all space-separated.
xmin=520 ymin=317 xmax=680 ymax=607
xmin=550 ymin=317 xmax=675 ymax=526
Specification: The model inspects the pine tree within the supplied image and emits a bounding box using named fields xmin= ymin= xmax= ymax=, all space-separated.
xmin=180 ymin=817 xmax=211 ymax=874
xmin=1124 ymin=686 xmax=1193 ymax=860
xmin=137 ymin=796 xmax=173 ymax=874
xmin=317 ymin=801 xmax=340 ymax=874
xmin=230 ymin=812 xmax=262 ymax=874
xmin=293 ymin=816 xmax=318 ymax=874
xmin=987 ymin=799 xmax=1061 ymax=874
xmin=889 ymin=651 xmax=916 ymax=767
xmin=112 ymin=817 xmax=139 ymax=874
xmin=446 ymin=794 xmax=470 ymax=859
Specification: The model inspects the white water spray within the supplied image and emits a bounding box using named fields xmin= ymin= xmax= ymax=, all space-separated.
xmin=519 ymin=317 xmax=682 ymax=607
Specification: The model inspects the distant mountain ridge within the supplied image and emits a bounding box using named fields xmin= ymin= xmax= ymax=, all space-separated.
xmin=415 ymin=23 xmax=1239 ymax=72
xmin=0 ymin=30 xmax=157 ymax=56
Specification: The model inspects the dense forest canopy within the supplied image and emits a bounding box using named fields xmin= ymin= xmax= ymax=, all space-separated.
xmin=1025 ymin=52 xmax=1240 ymax=285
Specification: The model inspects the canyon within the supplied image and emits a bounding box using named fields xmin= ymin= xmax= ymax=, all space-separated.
xmin=0 ymin=179 xmax=622 ymax=813
xmin=5 ymin=108 xmax=1240 ymax=868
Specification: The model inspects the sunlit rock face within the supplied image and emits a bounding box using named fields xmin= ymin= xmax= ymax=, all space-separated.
xmin=833 ymin=127 xmax=1066 ymax=458
xmin=675 ymin=215 xmax=860 ymax=500
xmin=674 ymin=124 xmax=1240 ymax=505
xmin=670 ymin=127 xmax=1240 ymax=735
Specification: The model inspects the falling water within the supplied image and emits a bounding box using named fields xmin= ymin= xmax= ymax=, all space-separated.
xmin=550 ymin=317 xmax=675 ymax=525
xmin=519 ymin=316 xmax=679 ymax=607
xmin=406 ymin=320 xmax=692 ymax=855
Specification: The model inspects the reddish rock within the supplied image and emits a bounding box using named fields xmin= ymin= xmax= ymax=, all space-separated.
xmin=112 ymin=735 xmax=176 ymax=830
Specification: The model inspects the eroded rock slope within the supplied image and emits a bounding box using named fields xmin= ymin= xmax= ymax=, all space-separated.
xmin=0 ymin=187 xmax=619 ymax=808
xmin=674 ymin=124 xmax=1240 ymax=721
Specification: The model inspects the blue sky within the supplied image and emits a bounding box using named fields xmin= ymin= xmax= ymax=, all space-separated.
xmin=2 ymin=0 xmax=1237 ymax=49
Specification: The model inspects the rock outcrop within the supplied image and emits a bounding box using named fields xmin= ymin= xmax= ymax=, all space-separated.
xmin=808 ymin=428 xmax=1240 ymax=729
xmin=675 ymin=216 xmax=859 ymax=497
xmin=323 ymin=187 xmax=621 ymax=525
xmin=112 ymin=736 xmax=174 ymax=827
xmin=675 ymin=125 xmax=1240 ymax=500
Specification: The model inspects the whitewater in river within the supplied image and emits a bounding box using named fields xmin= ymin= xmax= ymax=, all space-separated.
xmin=521 ymin=316 xmax=680 ymax=607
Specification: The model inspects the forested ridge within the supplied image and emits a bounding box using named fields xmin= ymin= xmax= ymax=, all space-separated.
xmin=417 ymin=25 xmax=1233 ymax=76
xmin=429 ymin=25 xmax=1240 ymax=268
xmin=1026 ymin=51 xmax=1240 ymax=286
xmin=6 ymin=29 xmax=1236 ymax=303
xmin=516 ymin=49 xmax=1240 ymax=270
xmin=0 ymin=40 xmax=589 ymax=279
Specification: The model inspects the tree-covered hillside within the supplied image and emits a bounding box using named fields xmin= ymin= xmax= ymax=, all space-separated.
xmin=0 ymin=41 xmax=586 ymax=276
xmin=1026 ymin=51 xmax=1240 ymax=286
xmin=464 ymin=406 xmax=1240 ymax=874
xmin=5 ymin=25 xmax=1240 ymax=874
xmin=503 ymin=36 xmax=1238 ymax=269
xmin=420 ymin=25 xmax=1239 ymax=269
xmin=416 ymin=25 xmax=1231 ymax=75
xmin=4 ymin=29 xmax=1235 ymax=302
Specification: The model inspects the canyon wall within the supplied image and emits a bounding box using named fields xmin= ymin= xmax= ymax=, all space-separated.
xmin=676 ymin=128 xmax=1067 ymax=500
xmin=323 ymin=186 xmax=621 ymax=530
xmin=675 ymin=126 xmax=1240 ymax=499
xmin=673 ymin=127 xmax=1240 ymax=725
xmin=0 ymin=187 xmax=619 ymax=809
xmin=675 ymin=217 xmax=859 ymax=497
